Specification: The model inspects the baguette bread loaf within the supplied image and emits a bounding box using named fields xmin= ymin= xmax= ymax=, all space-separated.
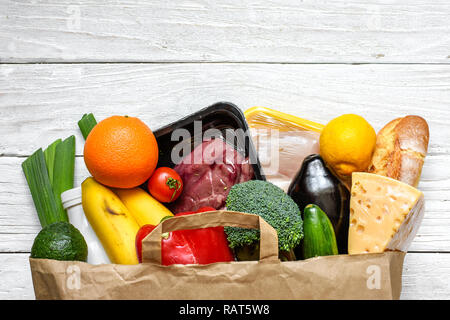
xmin=368 ymin=115 xmax=429 ymax=188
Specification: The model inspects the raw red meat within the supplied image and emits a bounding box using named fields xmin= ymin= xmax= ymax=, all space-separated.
xmin=170 ymin=139 xmax=254 ymax=213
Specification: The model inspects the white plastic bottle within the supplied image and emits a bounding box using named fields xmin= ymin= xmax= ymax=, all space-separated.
xmin=61 ymin=187 xmax=111 ymax=265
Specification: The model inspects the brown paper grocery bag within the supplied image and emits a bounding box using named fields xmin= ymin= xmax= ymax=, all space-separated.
xmin=29 ymin=210 xmax=406 ymax=300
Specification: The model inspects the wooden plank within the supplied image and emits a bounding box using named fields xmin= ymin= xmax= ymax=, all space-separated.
xmin=0 ymin=152 xmax=450 ymax=252
xmin=1 ymin=63 xmax=449 ymax=156
xmin=0 ymin=252 xmax=448 ymax=299
xmin=0 ymin=154 xmax=448 ymax=253
xmin=401 ymin=252 xmax=450 ymax=299
xmin=0 ymin=63 xmax=448 ymax=252
xmin=1 ymin=0 xmax=450 ymax=63
xmin=0 ymin=254 xmax=35 ymax=299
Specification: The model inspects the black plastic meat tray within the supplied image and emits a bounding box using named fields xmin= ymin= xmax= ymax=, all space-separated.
xmin=153 ymin=102 xmax=265 ymax=181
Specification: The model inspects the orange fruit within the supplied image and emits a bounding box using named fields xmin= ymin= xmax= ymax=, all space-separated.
xmin=84 ymin=115 xmax=159 ymax=189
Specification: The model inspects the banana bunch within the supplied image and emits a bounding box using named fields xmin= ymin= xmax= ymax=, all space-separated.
xmin=113 ymin=187 xmax=173 ymax=226
xmin=81 ymin=177 xmax=173 ymax=265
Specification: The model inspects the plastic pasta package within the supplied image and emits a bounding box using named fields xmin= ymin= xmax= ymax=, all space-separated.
xmin=245 ymin=107 xmax=324 ymax=191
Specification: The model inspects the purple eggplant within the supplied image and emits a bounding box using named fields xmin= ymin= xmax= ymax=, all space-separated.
xmin=287 ymin=154 xmax=350 ymax=254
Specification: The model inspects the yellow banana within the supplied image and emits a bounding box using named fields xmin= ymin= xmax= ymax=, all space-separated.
xmin=81 ymin=177 xmax=139 ymax=265
xmin=113 ymin=187 xmax=173 ymax=226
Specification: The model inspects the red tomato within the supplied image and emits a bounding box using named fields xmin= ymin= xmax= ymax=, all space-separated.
xmin=147 ymin=167 xmax=183 ymax=203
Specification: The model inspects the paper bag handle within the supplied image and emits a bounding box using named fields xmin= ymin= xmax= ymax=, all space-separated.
xmin=141 ymin=210 xmax=279 ymax=264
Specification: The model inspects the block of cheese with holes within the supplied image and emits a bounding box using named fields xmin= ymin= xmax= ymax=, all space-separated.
xmin=348 ymin=172 xmax=425 ymax=255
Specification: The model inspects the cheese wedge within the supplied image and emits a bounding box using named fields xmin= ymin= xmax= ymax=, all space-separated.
xmin=348 ymin=172 xmax=425 ymax=255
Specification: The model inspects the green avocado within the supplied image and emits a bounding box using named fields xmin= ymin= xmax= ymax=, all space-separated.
xmin=31 ymin=221 xmax=88 ymax=262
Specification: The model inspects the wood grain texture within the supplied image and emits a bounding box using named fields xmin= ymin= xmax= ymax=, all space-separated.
xmin=0 ymin=252 xmax=449 ymax=300
xmin=2 ymin=0 xmax=450 ymax=63
xmin=1 ymin=154 xmax=447 ymax=253
xmin=0 ymin=63 xmax=449 ymax=254
xmin=1 ymin=0 xmax=450 ymax=299
xmin=0 ymin=254 xmax=34 ymax=299
xmin=1 ymin=63 xmax=449 ymax=156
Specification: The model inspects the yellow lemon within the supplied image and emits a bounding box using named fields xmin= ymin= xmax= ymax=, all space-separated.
xmin=320 ymin=114 xmax=376 ymax=177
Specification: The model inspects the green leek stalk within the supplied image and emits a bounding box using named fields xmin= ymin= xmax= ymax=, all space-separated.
xmin=52 ymin=135 xmax=76 ymax=201
xmin=22 ymin=149 xmax=68 ymax=227
xmin=44 ymin=139 xmax=61 ymax=186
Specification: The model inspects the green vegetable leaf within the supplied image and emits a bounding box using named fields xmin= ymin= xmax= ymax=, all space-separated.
xmin=44 ymin=139 xmax=62 ymax=186
xmin=52 ymin=135 xmax=76 ymax=201
xmin=22 ymin=149 xmax=68 ymax=227
xmin=78 ymin=113 xmax=97 ymax=140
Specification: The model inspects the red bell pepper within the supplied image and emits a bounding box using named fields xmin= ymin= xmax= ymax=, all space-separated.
xmin=135 ymin=207 xmax=234 ymax=265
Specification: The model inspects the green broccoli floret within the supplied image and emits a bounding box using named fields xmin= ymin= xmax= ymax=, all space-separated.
xmin=225 ymin=180 xmax=303 ymax=259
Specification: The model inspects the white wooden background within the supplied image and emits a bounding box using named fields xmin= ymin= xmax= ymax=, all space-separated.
xmin=1 ymin=0 xmax=449 ymax=300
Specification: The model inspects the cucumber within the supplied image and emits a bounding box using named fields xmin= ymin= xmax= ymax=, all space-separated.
xmin=302 ymin=204 xmax=339 ymax=259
